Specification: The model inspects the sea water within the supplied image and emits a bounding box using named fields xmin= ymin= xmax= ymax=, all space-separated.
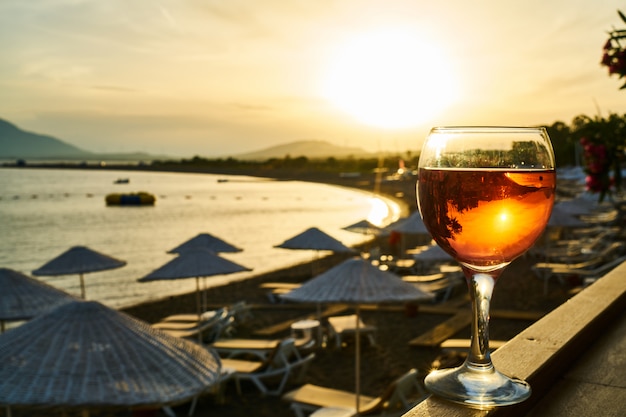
xmin=0 ymin=167 xmax=401 ymax=309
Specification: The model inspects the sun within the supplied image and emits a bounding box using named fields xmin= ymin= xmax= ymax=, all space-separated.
xmin=321 ymin=27 xmax=459 ymax=129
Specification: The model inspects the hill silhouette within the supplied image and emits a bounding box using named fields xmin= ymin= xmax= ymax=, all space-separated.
xmin=0 ymin=118 xmax=92 ymax=159
xmin=0 ymin=118 xmax=372 ymax=162
xmin=234 ymin=140 xmax=372 ymax=160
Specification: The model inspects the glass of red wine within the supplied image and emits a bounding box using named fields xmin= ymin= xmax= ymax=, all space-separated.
xmin=417 ymin=126 xmax=556 ymax=408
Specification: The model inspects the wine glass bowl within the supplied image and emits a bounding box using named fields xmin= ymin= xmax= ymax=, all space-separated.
xmin=417 ymin=127 xmax=556 ymax=408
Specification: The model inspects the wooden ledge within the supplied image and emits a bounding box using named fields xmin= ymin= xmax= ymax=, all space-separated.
xmin=403 ymin=260 xmax=626 ymax=417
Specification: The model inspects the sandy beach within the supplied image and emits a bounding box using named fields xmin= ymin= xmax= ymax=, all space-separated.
xmin=3 ymin=174 xmax=578 ymax=417
xmin=120 ymin=175 xmax=573 ymax=417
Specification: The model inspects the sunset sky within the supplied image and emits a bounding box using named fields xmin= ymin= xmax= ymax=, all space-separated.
xmin=2 ymin=0 xmax=626 ymax=157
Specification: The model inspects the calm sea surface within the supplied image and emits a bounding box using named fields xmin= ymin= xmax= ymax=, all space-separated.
xmin=0 ymin=168 xmax=401 ymax=309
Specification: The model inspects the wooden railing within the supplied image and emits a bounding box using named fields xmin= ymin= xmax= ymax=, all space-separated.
xmin=403 ymin=260 xmax=626 ymax=417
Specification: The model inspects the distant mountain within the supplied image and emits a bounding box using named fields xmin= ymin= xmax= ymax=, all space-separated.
xmin=0 ymin=118 xmax=171 ymax=161
xmin=0 ymin=118 xmax=93 ymax=159
xmin=234 ymin=140 xmax=372 ymax=160
xmin=0 ymin=118 xmax=371 ymax=162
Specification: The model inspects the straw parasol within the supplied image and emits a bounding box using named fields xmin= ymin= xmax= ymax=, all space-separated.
xmin=383 ymin=211 xmax=432 ymax=255
xmin=410 ymin=244 xmax=454 ymax=273
xmin=168 ymin=232 xmax=243 ymax=254
xmin=0 ymin=300 xmax=221 ymax=415
xmin=384 ymin=211 xmax=429 ymax=235
xmin=281 ymin=257 xmax=433 ymax=415
xmin=275 ymin=227 xmax=356 ymax=253
xmin=342 ymin=219 xmax=383 ymax=236
xmin=168 ymin=232 xmax=245 ymax=310
xmin=139 ymin=248 xmax=251 ymax=325
xmin=275 ymin=226 xmax=356 ymax=277
xmin=32 ymin=246 xmax=126 ymax=300
xmin=0 ymin=268 xmax=75 ymax=332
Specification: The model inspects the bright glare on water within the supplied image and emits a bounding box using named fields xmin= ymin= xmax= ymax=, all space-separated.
xmin=0 ymin=168 xmax=401 ymax=309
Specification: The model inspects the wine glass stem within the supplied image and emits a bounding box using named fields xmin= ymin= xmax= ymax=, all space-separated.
xmin=467 ymin=273 xmax=496 ymax=369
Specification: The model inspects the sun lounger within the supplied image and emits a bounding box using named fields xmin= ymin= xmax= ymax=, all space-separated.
xmin=153 ymin=308 xmax=234 ymax=342
xmin=157 ymin=309 xmax=219 ymax=324
xmin=531 ymin=229 xmax=619 ymax=265
xmin=260 ymin=282 xmax=302 ymax=290
xmin=439 ymin=338 xmax=507 ymax=351
xmin=157 ymin=301 xmax=252 ymax=325
xmin=537 ymin=254 xmax=626 ymax=284
xmin=532 ymin=242 xmax=626 ymax=294
xmin=220 ymin=338 xmax=316 ymax=396
xmin=282 ymin=368 xmax=427 ymax=417
xmin=327 ymin=314 xmax=377 ymax=349
xmin=210 ymin=336 xmax=315 ymax=359
xmin=260 ymin=282 xmax=302 ymax=303
xmin=402 ymin=273 xmax=463 ymax=303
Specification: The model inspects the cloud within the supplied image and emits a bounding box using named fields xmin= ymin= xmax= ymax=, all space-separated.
xmin=2 ymin=0 xmax=626 ymax=158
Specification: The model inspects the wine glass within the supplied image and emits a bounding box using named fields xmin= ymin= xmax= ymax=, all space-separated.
xmin=416 ymin=126 xmax=556 ymax=408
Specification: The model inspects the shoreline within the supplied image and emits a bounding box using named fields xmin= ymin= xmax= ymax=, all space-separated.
xmin=118 ymin=169 xmax=418 ymax=320
xmin=3 ymin=165 xmax=578 ymax=417
xmin=2 ymin=165 xmax=413 ymax=312
xmin=2 ymin=162 xmax=417 ymax=214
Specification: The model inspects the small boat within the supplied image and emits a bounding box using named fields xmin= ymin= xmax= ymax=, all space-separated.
xmin=105 ymin=192 xmax=155 ymax=206
xmin=114 ymin=178 xmax=130 ymax=184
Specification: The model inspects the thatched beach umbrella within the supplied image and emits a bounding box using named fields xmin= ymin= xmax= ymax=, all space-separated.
xmin=342 ymin=219 xmax=382 ymax=236
xmin=139 ymin=248 xmax=252 ymax=324
xmin=384 ymin=210 xmax=429 ymax=235
xmin=275 ymin=227 xmax=356 ymax=253
xmin=168 ymin=232 xmax=244 ymax=310
xmin=32 ymin=246 xmax=126 ymax=300
xmin=168 ymin=232 xmax=243 ymax=254
xmin=281 ymin=257 xmax=433 ymax=415
xmin=383 ymin=211 xmax=432 ymax=255
xmin=412 ymin=244 xmax=453 ymax=262
xmin=410 ymin=244 xmax=454 ymax=273
xmin=275 ymin=226 xmax=356 ymax=277
xmin=0 ymin=300 xmax=221 ymax=415
xmin=0 ymin=268 xmax=75 ymax=332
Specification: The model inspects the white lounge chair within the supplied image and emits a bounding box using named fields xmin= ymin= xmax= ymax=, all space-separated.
xmin=220 ymin=338 xmax=316 ymax=396
xmin=260 ymin=282 xmax=302 ymax=303
xmin=152 ymin=308 xmax=234 ymax=342
xmin=282 ymin=368 xmax=427 ymax=417
xmin=531 ymin=242 xmax=626 ymax=294
xmin=210 ymin=336 xmax=315 ymax=360
xmin=402 ymin=272 xmax=463 ymax=303
xmin=535 ymin=254 xmax=626 ymax=290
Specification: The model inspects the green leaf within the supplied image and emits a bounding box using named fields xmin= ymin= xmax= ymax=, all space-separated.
xmin=619 ymin=10 xmax=626 ymax=24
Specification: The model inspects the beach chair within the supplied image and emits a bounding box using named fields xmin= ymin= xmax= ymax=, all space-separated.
xmin=401 ymin=272 xmax=463 ymax=303
xmin=282 ymin=368 xmax=427 ymax=417
xmin=531 ymin=242 xmax=626 ymax=294
xmin=157 ymin=309 xmax=220 ymax=324
xmin=260 ymin=282 xmax=302 ymax=303
xmin=220 ymin=338 xmax=316 ymax=396
xmin=327 ymin=314 xmax=377 ymax=349
xmin=533 ymin=254 xmax=626 ymax=291
xmin=153 ymin=308 xmax=234 ymax=342
xmin=210 ymin=335 xmax=315 ymax=360
xmin=531 ymin=229 xmax=618 ymax=265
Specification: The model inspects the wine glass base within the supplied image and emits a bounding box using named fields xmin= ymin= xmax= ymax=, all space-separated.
xmin=424 ymin=363 xmax=531 ymax=409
